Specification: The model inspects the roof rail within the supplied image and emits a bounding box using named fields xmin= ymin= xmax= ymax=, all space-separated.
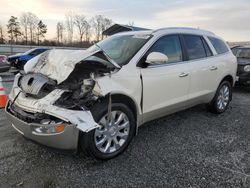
xmin=153 ymin=27 xmax=215 ymax=35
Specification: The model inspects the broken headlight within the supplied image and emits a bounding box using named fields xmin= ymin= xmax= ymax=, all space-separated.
xmin=31 ymin=119 xmax=66 ymax=135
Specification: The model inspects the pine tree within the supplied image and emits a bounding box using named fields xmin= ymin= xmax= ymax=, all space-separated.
xmin=37 ymin=20 xmax=47 ymax=45
xmin=7 ymin=16 xmax=21 ymax=44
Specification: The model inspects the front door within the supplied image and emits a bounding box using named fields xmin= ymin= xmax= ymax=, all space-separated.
xmin=140 ymin=35 xmax=190 ymax=122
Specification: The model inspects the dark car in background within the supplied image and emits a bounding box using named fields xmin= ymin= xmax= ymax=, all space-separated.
xmin=0 ymin=55 xmax=10 ymax=73
xmin=8 ymin=48 xmax=50 ymax=70
xmin=231 ymin=46 xmax=250 ymax=85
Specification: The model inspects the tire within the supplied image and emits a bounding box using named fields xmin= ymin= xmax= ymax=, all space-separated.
xmin=208 ymin=80 xmax=232 ymax=114
xmin=80 ymin=102 xmax=136 ymax=160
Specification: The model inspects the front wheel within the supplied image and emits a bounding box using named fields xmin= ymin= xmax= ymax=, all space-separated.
xmin=208 ymin=80 xmax=232 ymax=114
xmin=80 ymin=102 xmax=136 ymax=160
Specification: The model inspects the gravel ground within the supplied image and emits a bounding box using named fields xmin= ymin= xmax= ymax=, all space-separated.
xmin=0 ymin=73 xmax=249 ymax=188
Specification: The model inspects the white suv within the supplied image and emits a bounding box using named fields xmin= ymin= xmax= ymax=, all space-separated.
xmin=6 ymin=27 xmax=237 ymax=159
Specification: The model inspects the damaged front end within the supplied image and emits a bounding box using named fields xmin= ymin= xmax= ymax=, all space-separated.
xmin=6 ymin=49 xmax=119 ymax=150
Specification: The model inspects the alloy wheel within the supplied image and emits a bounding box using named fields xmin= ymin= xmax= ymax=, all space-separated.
xmin=217 ymin=84 xmax=230 ymax=110
xmin=94 ymin=110 xmax=130 ymax=154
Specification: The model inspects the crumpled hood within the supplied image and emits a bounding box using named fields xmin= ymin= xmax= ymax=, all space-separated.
xmin=24 ymin=49 xmax=100 ymax=84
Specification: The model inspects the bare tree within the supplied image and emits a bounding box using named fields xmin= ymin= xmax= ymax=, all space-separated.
xmin=65 ymin=12 xmax=74 ymax=44
xmin=20 ymin=13 xmax=29 ymax=44
xmin=101 ymin=17 xmax=112 ymax=40
xmin=84 ymin=20 xmax=91 ymax=42
xmin=56 ymin=22 xmax=64 ymax=44
xmin=92 ymin=15 xmax=112 ymax=41
xmin=26 ymin=12 xmax=39 ymax=44
xmin=128 ymin=21 xmax=134 ymax=27
xmin=74 ymin=14 xmax=88 ymax=43
xmin=0 ymin=24 xmax=4 ymax=44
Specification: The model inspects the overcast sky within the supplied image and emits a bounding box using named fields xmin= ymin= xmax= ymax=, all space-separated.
xmin=0 ymin=0 xmax=250 ymax=41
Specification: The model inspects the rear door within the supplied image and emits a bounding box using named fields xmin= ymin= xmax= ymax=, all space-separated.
xmin=140 ymin=35 xmax=190 ymax=122
xmin=182 ymin=34 xmax=218 ymax=102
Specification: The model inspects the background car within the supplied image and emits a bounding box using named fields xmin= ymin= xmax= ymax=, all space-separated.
xmin=7 ymin=48 xmax=50 ymax=70
xmin=0 ymin=55 xmax=10 ymax=73
xmin=231 ymin=46 xmax=250 ymax=85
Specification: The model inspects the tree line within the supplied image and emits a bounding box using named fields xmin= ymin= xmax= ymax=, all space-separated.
xmin=0 ymin=12 xmax=113 ymax=48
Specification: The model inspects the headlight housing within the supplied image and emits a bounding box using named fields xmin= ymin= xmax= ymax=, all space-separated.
xmin=31 ymin=120 xmax=66 ymax=135
xmin=244 ymin=65 xmax=250 ymax=72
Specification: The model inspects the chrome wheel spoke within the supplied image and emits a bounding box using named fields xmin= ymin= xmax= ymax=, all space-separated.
xmin=96 ymin=135 xmax=107 ymax=147
xmin=118 ymin=131 xmax=129 ymax=139
xmin=115 ymin=113 xmax=125 ymax=125
xmin=113 ymin=137 xmax=121 ymax=149
xmin=104 ymin=139 xmax=111 ymax=153
xmin=117 ymin=121 xmax=129 ymax=131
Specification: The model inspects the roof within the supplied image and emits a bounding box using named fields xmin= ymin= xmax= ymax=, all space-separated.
xmin=113 ymin=27 xmax=217 ymax=39
xmin=153 ymin=27 xmax=215 ymax=36
xmin=102 ymin=24 xmax=150 ymax=36
xmin=231 ymin=45 xmax=250 ymax=49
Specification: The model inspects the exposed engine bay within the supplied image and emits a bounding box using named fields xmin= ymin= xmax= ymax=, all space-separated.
xmin=19 ymin=59 xmax=114 ymax=110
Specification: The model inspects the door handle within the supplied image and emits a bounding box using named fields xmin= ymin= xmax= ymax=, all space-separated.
xmin=179 ymin=72 xmax=189 ymax=78
xmin=210 ymin=66 xmax=218 ymax=71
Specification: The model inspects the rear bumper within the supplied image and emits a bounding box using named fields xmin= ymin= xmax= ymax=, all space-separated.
xmin=5 ymin=102 xmax=79 ymax=150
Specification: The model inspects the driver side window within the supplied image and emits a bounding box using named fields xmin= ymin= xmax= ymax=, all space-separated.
xmin=147 ymin=35 xmax=183 ymax=64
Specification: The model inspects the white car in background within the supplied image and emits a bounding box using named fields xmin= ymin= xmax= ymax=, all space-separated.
xmin=6 ymin=27 xmax=237 ymax=159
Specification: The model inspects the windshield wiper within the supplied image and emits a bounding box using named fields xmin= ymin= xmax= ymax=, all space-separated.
xmin=94 ymin=44 xmax=121 ymax=69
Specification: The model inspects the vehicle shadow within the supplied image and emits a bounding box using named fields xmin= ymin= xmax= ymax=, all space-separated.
xmin=234 ymin=84 xmax=250 ymax=93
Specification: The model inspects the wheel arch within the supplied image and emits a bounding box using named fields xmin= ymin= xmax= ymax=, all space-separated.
xmin=105 ymin=93 xmax=139 ymax=121
xmin=221 ymin=75 xmax=234 ymax=86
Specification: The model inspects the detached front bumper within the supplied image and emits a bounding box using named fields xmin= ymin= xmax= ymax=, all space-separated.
xmin=6 ymin=101 xmax=79 ymax=150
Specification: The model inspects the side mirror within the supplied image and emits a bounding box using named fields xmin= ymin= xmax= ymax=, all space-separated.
xmin=145 ymin=52 xmax=169 ymax=65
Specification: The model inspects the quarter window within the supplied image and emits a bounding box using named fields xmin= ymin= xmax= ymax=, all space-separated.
xmin=208 ymin=37 xmax=229 ymax=54
xmin=147 ymin=35 xmax=183 ymax=64
xmin=202 ymin=38 xmax=213 ymax=57
xmin=183 ymin=35 xmax=206 ymax=60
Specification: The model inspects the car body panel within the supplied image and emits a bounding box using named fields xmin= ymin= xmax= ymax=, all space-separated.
xmin=5 ymin=109 xmax=79 ymax=150
xmin=140 ymin=62 xmax=190 ymax=123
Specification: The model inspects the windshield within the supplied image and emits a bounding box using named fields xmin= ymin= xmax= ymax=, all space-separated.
xmin=87 ymin=34 xmax=151 ymax=66
xmin=234 ymin=48 xmax=250 ymax=58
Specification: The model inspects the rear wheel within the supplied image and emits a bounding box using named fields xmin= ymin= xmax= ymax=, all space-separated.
xmin=80 ymin=102 xmax=136 ymax=160
xmin=208 ymin=80 xmax=232 ymax=114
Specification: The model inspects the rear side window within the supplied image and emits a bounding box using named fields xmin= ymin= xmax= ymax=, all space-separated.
xmin=208 ymin=37 xmax=229 ymax=54
xmin=183 ymin=35 xmax=206 ymax=60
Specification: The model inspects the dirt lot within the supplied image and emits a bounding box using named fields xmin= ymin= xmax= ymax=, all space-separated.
xmin=0 ymin=73 xmax=249 ymax=188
